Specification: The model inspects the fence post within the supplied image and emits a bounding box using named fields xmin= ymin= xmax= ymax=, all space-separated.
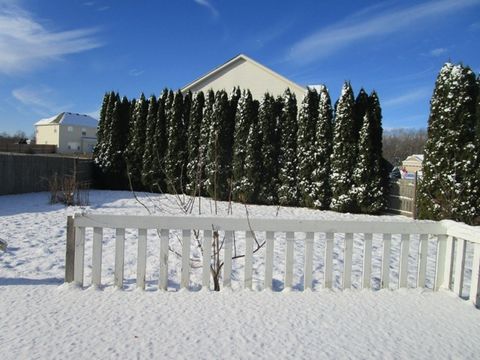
xmin=65 ymin=215 xmax=76 ymax=282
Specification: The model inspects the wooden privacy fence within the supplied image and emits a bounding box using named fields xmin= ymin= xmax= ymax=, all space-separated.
xmin=65 ymin=214 xmax=480 ymax=306
xmin=388 ymin=178 xmax=418 ymax=218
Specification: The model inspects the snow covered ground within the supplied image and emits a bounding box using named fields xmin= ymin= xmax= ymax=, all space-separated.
xmin=1 ymin=191 xmax=479 ymax=359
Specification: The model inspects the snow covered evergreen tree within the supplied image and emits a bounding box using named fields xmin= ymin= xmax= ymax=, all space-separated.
xmin=141 ymin=95 xmax=158 ymax=189
xmin=368 ymin=90 xmax=388 ymax=211
xmin=277 ymin=89 xmax=299 ymax=206
xmin=150 ymin=89 xmax=168 ymax=191
xmin=257 ymin=93 xmax=281 ymax=204
xmin=199 ymin=89 xmax=215 ymax=196
xmin=354 ymin=88 xmax=369 ymax=143
xmin=165 ymin=90 xmax=185 ymax=193
xmin=186 ymin=91 xmax=205 ymax=195
xmin=243 ymin=101 xmax=262 ymax=203
xmin=93 ymin=91 xmax=115 ymax=171
xmin=311 ymin=85 xmax=333 ymax=209
xmin=206 ymin=90 xmax=231 ymax=200
xmin=125 ymin=93 xmax=149 ymax=190
xmin=330 ymin=82 xmax=357 ymax=212
xmin=181 ymin=91 xmax=192 ymax=190
xmin=418 ymin=63 xmax=479 ymax=223
xmin=232 ymin=90 xmax=256 ymax=202
xmin=297 ymin=88 xmax=319 ymax=207
xmin=352 ymin=112 xmax=384 ymax=213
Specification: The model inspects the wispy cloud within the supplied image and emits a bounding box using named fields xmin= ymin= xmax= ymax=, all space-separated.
xmin=12 ymin=85 xmax=72 ymax=116
xmin=0 ymin=3 xmax=102 ymax=74
xmin=129 ymin=68 xmax=144 ymax=77
xmin=193 ymin=0 xmax=219 ymax=18
xmin=429 ymin=48 xmax=448 ymax=57
xmin=287 ymin=0 xmax=480 ymax=64
xmin=383 ymin=88 xmax=432 ymax=107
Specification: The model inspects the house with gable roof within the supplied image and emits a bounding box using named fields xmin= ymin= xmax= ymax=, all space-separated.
xmin=181 ymin=54 xmax=307 ymax=101
xmin=35 ymin=112 xmax=98 ymax=154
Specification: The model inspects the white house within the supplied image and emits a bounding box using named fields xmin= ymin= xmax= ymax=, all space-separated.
xmin=402 ymin=154 xmax=424 ymax=174
xmin=35 ymin=112 xmax=98 ymax=154
xmin=181 ymin=54 xmax=307 ymax=101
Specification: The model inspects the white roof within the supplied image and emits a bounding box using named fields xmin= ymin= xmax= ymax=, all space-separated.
xmin=404 ymin=154 xmax=424 ymax=162
xmin=35 ymin=112 xmax=98 ymax=127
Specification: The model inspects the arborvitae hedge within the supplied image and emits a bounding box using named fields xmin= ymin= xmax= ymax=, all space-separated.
xmin=94 ymin=83 xmax=392 ymax=216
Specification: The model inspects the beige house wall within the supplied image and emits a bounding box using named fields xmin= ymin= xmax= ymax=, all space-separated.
xmin=35 ymin=124 xmax=96 ymax=153
xmin=183 ymin=56 xmax=307 ymax=102
xmin=35 ymin=124 xmax=59 ymax=147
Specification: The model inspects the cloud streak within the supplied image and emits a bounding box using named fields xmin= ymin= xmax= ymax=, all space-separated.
xmin=0 ymin=3 xmax=102 ymax=74
xmin=287 ymin=0 xmax=480 ymax=64
xmin=12 ymin=85 xmax=72 ymax=116
xmin=193 ymin=0 xmax=219 ymax=18
xmin=383 ymin=87 xmax=432 ymax=107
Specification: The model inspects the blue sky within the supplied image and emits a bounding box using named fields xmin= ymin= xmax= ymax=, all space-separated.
xmin=0 ymin=0 xmax=479 ymax=135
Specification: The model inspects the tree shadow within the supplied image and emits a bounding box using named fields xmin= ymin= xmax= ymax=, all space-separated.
xmin=0 ymin=277 xmax=64 ymax=286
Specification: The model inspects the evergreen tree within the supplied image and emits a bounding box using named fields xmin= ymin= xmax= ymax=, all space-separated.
xmin=277 ymin=89 xmax=299 ymax=206
xmin=182 ymin=91 xmax=192 ymax=190
xmin=125 ymin=93 xmax=149 ymax=190
xmin=99 ymin=92 xmax=120 ymax=173
xmin=418 ymin=63 xmax=479 ymax=223
xmin=165 ymin=90 xmax=185 ymax=193
xmin=93 ymin=91 xmax=114 ymax=170
xmin=311 ymin=85 xmax=334 ymax=209
xmin=199 ymin=89 xmax=215 ymax=196
xmin=243 ymin=101 xmax=262 ymax=203
xmin=297 ymin=88 xmax=319 ymax=207
xmin=257 ymin=93 xmax=280 ymax=204
xmin=150 ymin=89 xmax=168 ymax=191
xmin=352 ymin=112 xmax=384 ymax=213
xmin=368 ymin=91 xmax=388 ymax=211
xmin=232 ymin=90 xmax=256 ymax=202
xmin=206 ymin=90 xmax=231 ymax=200
xmin=354 ymin=88 xmax=369 ymax=142
xmin=186 ymin=91 xmax=205 ymax=195
xmin=226 ymin=87 xmax=242 ymax=191
xmin=141 ymin=95 xmax=158 ymax=189
xmin=330 ymin=82 xmax=357 ymax=212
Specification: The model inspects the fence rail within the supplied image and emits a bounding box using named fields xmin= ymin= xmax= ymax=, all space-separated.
xmin=65 ymin=214 xmax=480 ymax=306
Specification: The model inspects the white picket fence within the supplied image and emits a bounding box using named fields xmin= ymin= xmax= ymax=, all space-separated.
xmin=65 ymin=213 xmax=480 ymax=306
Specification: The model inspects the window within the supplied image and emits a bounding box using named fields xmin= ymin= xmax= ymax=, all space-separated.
xmin=67 ymin=126 xmax=73 ymax=132
xmin=54 ymin=128 xmax=57 ymax=133
xmin=81 ymin=128 xmax=87 ymax=136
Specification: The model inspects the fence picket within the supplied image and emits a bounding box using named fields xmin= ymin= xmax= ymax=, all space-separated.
xmin=223 ymin=231 xmax=233 ymax=288
xmin=92 ymin=227 xmax=103 ymax=287
xmin=434 ymin=235 xmax=447 ymax=291
xmin=73 ymin=226 xmax=85 ymax=287
xmin=399 ymin=234 xmax=410 ymax=288
xmin=443 ymin=236 xmax=455 ymax=290
xmin=265 ymin=231 xmax=274 ymax=290
xmin=363 ymin=233 xmax=372 ymax=289
xmin=381 ymin=233 xmax=391 ymax=289
xmin=304 ymin=232 xmax=314 ymax=290
xmin=159 ymin=229 xmax=169 ymax=291
xmin=324 ymin=232 xmax=334 ymax=289
xmin=343 ymin=233 xmax=353 ymax=289
xmin=470 ymin=243 xmax=480 ymax=306
xmin=284 ymin=232 xmax=294 ymax=289
xmin=181 ymin=229 xmax=191 ymax=289
xmin=114 ymin=228 xmax=125 ymax=289
xmin=202 ymin=230 xmax=212 ymax=290
xmin=137 ymin=229 xmax=147 ymax=290
xmin=244 ymin=231 xmax=253 ymax=289
xmin=417 ymin=234 xmax=428 ymax=288
xmin=453 ymin=238 xmax=466 ymax=297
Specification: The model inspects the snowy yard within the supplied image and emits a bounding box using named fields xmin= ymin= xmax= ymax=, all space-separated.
xmin=1 ymin=191 xmax=480 ymax=359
